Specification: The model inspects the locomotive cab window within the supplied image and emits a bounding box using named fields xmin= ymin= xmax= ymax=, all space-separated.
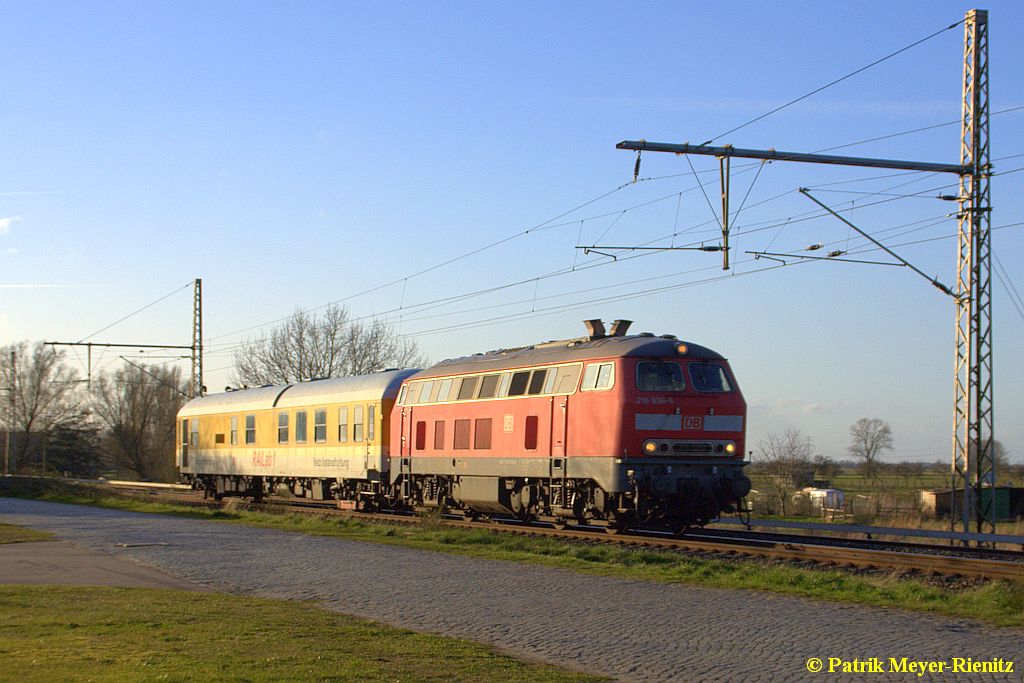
xmin=581 ymin=362 xmax=615 ymax=391
xmin=478 ymin=374 xmax=500 ymax=399
xmin=637 ymin=361 xmax=685 ymax=392
xmin=507 ymin=371 xmax=530 ymax=396
xmin=688 ymin=362 xmax=733 ymax=392
xmin=457 ymin=376 xmax=478 ymax=400
xmin=436 ymin=378 xmax=453 ymax=402
xmin=527 ymin=369 xmax=547 ymax=395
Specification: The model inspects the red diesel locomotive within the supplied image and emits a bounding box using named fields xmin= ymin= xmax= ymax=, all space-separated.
xmin=391 ymin=319 xmax=750 ymax=531
xmin=178 ymin=319 xmax=750 ymax=532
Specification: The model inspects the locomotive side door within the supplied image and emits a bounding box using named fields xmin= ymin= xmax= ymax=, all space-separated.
xmin=550 ymin=396 xmax=567 ymax=459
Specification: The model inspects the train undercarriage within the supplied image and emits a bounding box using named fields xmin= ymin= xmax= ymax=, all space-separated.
xmin=187 ymin=464 xmax=751 ymax=534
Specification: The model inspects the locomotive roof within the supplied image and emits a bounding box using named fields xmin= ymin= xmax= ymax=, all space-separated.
xmin=414 ymin=334 xmax=725 ymax=379
xmin=178 ymin=368 xmax=420 ymax=417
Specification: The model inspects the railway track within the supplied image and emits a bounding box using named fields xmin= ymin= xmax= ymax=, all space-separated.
xmin=101 ymin=482 xmax=1023 ymax=582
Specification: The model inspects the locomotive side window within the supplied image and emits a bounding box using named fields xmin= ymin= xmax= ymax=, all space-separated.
xmin=277 ymin=413 xmax=289 ymax=444
xmin=637 ymin=361 xmax=685 ymax=392
xmin=497 ymin=372 xmax=512 ymax=397
xmin=474 ymin=418 xmax=492 ymax=449
xmin=454 ymin=419 xmax=471 ymax=449
xmin=230 ymin=416 xmax=238 ymax=445
xmin=581 ymin=362 xmax=615 ymax=391
xmin=434 ymin=420 xmax=445 ymax=450
xmin=527 ymin=369 xmax=547 ymax=395
xmin=415 ymin=421 xmax=427 ymax=451
xmin=553 ymin=365 xmax=582 ymax=393
xmin=524 ymin=415 xmax=539 ymax=450
xmin=688 ymin=362 xmax=733 ymax=392
xmin=417 ymin=381 xmax=434 ymax=403
xmin=353 ymin=405 xmax=364 ymax=442
xmin=436 ymin=378 xmax=453 ymax=402
xmin=457 ymin=376 xmax=478 ymax=400
xmin=508 ymin=371 xmax=530 ymax=396
xmin=245 ymin=415 xmax=255 ymax=444
xmin=314 ymin=410 xmax=327 ymax=443
xmin=368 ymin=404 xmax=376 ymax=441
xmin=477 ymin=374 xmax=500 ymax=399
xmin=338 ymin=407 xmax=348 ymax=443
xmin=295 ymin=411 xmax=308 ymax=444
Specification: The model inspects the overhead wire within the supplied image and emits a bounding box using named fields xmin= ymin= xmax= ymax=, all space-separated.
xmin=699 ymin=18 xmax=964 ymax=145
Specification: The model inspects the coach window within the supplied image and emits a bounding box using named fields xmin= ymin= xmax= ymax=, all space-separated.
xmin=474 ymin=418 xmax=492 ymax=449
xmin=436 ymin=378 xmax=453 ymax=402
xmin=508 ymin=371 xmax=530 ymax=396
xmin=457 ymin=376 xmax=478 ymax=401
xmin=230 ymin=416 xmax=238 ymax=445
xmin=527 ymin=369 xmax=548 ymax=395
xmin=478 ymin=374 xmax=500 ymax=399
xmin=181 ymin=419 xmax=189 ymax=446
xmin=434 ymin=420 xmax=445 ymax=450
xmin=453 ymin=419 xmax=471 ymax=449
xmin=190 ymin=419 xmax=199 ymax=446
xmin=368 ymin=404 xmax=376 ymax=441
xmin=353 ymin=405 xmax=364 ymax=442
xmin=524 ymin=416 xmax=539 ymax=450
xmin=637 ymin=361 xmax=685 ymax=392
xmin=295 ymin=411 xmax=308 ymax=444
xmin=338 ymin=407 xmax=349 ymax=443
xmin=245 ymin=415 xmax=256 ymax=444
xmin=314 ymin=410 xmax=327 ymax=443
xmin=278 ymin=413 xmax=289 ymax=444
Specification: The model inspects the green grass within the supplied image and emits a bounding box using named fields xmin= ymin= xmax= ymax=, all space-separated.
xmin=0 ymin=523 xmax=53 ymax=544
xmin=0 ymin=585 xmax=603 ymax=683
xmin=3 ymin=477 xmax=1023 ymax=628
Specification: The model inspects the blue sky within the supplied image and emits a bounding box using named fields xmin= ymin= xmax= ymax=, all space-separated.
xmin=1 ymin=1 xmax=1022 ymax=464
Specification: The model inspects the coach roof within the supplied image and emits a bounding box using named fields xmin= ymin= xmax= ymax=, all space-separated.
xmin=413 ymin=335 xmax=725 ymax=380
xmin=178 ymin=369 xmax=420 ymax=417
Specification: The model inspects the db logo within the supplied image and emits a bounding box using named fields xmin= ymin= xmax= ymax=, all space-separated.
xmin=683 ymin=416 xmax=702 ymax=430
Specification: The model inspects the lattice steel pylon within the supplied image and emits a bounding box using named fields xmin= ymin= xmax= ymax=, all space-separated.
xmin=951 ymin=9 xmax=993 ymax=537
xmin=191 ymin=278 xmax=204 ymax=398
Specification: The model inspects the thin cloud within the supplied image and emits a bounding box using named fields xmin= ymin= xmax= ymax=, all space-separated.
xmin=4 ymin=247 xmax=18 ymax=255
xmin=0 ymin=216 xmax=21 ymax=235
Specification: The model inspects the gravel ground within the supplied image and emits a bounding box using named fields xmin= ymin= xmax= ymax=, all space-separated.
xmin=1 ymin=497 xmax=1022 ymax=682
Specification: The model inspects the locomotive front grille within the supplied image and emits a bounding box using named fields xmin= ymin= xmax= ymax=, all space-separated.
xmin=673 ymin=442 xmax=712 ymax=453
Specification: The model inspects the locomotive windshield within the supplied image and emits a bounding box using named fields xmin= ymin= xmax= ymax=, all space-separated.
xmin=636 ymin=361 xmax=685 ymax=392
xmin=688 ymin=362 xmax=733 ymax=392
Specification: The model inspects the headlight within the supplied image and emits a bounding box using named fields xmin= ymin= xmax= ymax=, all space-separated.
xmin=676 ymin=343 xmax=688 ymax=355
xmin=725 ymin=442 xmax=736 ymax=454
xmin=644 ymin=441 xmax=657 ymax=454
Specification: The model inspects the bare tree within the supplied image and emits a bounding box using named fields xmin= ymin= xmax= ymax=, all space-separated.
xmin=0 ymin=341 xmax=86 ymax=471
xmin=813 ymin=454 xmax=842 ymax=484
xmin=755 ymin=429 xmax=816 ymax=515
xmin=848 ymin=418 xmax=894 ymax=480
xmin=233 ymin=304 xmax=424 ymax=386
xmin=91 ymin=363 xmax=184 ymax=481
